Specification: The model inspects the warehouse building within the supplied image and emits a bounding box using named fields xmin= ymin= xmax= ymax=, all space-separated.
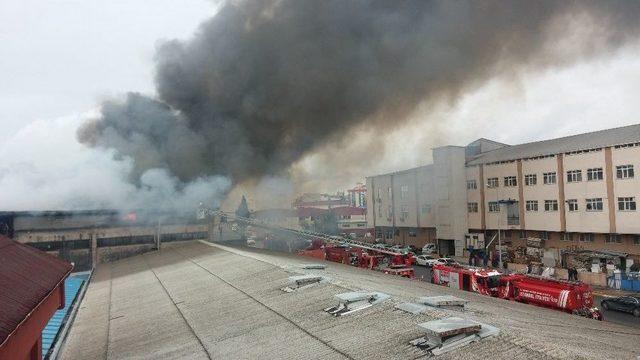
xmin=0 ymin=210 xmax=209 ymax=270
xmin=366 ymin=124 xmax=640 ymax=263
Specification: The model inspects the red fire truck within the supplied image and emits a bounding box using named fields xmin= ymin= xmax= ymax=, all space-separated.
xmin=432 ymin=264 xmax=602 ymax=320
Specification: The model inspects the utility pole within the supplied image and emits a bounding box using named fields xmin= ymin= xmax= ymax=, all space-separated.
xmin=156 ymin=218 xmax=162 ymax=250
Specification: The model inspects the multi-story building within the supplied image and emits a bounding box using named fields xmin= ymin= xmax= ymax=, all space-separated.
xmin=367 ymin=124 xmax=640 ymax=263
xmin=347 ymin=183 xmax=367 ymax=208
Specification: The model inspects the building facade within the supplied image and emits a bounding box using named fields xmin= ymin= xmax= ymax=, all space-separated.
xmin=367 ymin=124 xmax=640 ymax=262
xmin=347 ymin=183 xmax=367 ymax=208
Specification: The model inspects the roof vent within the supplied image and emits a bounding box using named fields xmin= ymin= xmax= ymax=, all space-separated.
xmin=396 ymin=295 xmax=468 ymax=315
xmin=281 ymin=275 xmax=326 ymax=292
xmin=410 ymin=317 xmax=499 ymax=355
xmin=301 ymin=263 xmax=326 ymax=270
xmin=395 ymin=302 xmax=428 ymax=315
xmin=418 ymin=296 xmax=468 ymax=308
xmin=324 ymin=291 xmax=390 ymax=316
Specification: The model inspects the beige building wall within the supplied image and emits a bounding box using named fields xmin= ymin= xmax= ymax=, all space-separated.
xmin=465 ymin=166 xmax=482 ymax=229
xmin=521 ymin=156 xmax=562 ymax=231
xmin=393 ymin=169 xmax=419 ymax=228
xmin=483 ymin=161 xmax=520 ymax=230
xmin=563 ymin=150 xmax=609 ymax=233
xmin=367 ymin=174 xmax=394 ymax=228
xmin=416 ymin=166 xmax=436 ymax=228
xmin=612 ymin=146 xmax=640 ymax=233
xmin=433 ymin=146 xmax=468 ymax=255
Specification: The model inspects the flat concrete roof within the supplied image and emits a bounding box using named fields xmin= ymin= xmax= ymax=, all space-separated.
xmin=60 ymin=241 xmax=640 ymax=359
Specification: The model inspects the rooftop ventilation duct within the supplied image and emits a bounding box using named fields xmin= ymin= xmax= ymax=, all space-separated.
xmin=409 ymin=317 xmax=499 ymax=355
xmin=324 ymin=291 xmax=390 ymax=316
xmin=300 ymin=264 xmax=326 ymax=270
xmin=281 ymin=275 xmax=326 ymax=292
xmin=418 ymin=296 xmax=468 ymax=308
xmin=396 ymin=295 xmax=468 ymax=315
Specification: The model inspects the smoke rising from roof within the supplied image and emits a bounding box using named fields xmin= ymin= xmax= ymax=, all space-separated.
xmin=76 ymin=1 xmax=640 ymax=197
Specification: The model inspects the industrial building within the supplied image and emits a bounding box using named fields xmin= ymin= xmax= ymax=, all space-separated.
xmin=58 ymin=240 xmax=639 ymax=359
xmin=366 ymin=124 xmax=640 ymax=264
xmin=0 ymin=210 xmax=209 ymax=270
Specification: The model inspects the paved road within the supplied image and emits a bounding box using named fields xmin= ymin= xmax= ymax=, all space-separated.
xmin=412 ymin=265 xmax=640 ymax=328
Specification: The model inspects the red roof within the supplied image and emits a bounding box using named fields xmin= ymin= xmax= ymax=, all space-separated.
xmin=0 ymin=235 xmax=73 ymax=346
xmin=332 ymin=206 xmax=366 ymax=216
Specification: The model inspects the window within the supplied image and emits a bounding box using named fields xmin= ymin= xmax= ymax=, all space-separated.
xmin=585 ymin=198 xmax=604 ymax=212
xmin=587 ymin=168 xmax=603 ymax=181
xmin=400 ymin=205 xmax=409 ymax=221
xmin=385 ymin=230 xmax=393 ymax=240
xmin=539 ymin=231 xmax=549 ymax=240
xmin=408 ymin=229 xmax=417 ymax=237
xmin=616 ymin=165 xmax=634 ymax=179
xmin=488 ymin=202 xmax=500 ymax=212
xmin=618 ymin=197 xmax=636 ymax=211
xmin=543 ymin=172 xmax=556 ymax=185
xmin=524 ymin=174 xmax=537 ymax=186
xmin=466 ymin=180 xmax=477 ymax=190
xmin=504 ymin=176 xmax=517 ymax=187
xmin=388 ymin=186 xmax=392 ymax=199
xmin=562 ymin=232 xmax=573 ymax=242
xmin=421 ymin=203 xmax=431 ymax=214
xmin=566 ymin=170 xmax=582 ymax=183
xmin=525 ymin=200 xmax=538 ymax=212
xmin=400 ymin=185 xmax=409 ymax=199
xmin=579 ymin=233 xmax=595 ymax=242
xmin=544 ymin=200 xmax=558 ymax=212
xmin=376 ymin=188 xmax=382 ymax=200
xmin=387 ymin=205 xmax=393 ymax=219
xmin=467 ymin=202 xmax=478 ymax=213
xmin=605 ymin=234 xmax=622 ymax=244
xmin=519 ymin=230 xmax=527 ymax=239
xmin=567 ymin=199 xmax=578 ymax=212
xmin=635 ymin=235 xmax=640 ymax=246
xmin=487 ymin=177 xmax=499 ymax=188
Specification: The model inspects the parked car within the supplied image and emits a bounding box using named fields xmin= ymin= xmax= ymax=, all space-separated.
xmin=422 ymin=243 xmax=437 ymax=254
xmin=436 ymin=257 xmax=458 ymax=266
xmin=415 ymin=255 xmax=437 ymax=266
xmin=601 ymin=296 xmax=640 ymax=317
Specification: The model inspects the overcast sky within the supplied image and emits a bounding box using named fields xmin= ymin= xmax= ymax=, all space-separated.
xmin=0 ymin=0 xmax=217 ymax=143
xmin=2 ymin=1 xmax=640 ymax=209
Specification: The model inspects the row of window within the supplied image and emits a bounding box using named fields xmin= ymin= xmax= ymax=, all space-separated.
xmin=467 ymin=197 xmax=637 ymax=213
xmin=470 ymin=165 xmax=635 ymax=190
xmin=489 ymin=230 xmax=640 ymax=245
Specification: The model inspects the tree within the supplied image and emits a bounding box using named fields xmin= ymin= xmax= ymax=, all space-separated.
xmin=235 ymin=195 xmax=250 ymax=219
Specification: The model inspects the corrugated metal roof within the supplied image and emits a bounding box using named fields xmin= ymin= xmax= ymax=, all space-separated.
xmin=0 ymin=235 xmax=73 ymax=346
xmin=467 ymin=123 xmax=640 ymax=165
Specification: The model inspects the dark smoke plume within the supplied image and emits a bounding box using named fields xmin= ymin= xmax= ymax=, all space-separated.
xmin=78 ymin=0 xmax=640 ymax=186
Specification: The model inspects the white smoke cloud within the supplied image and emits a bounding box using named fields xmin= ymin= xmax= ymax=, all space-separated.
xmin=0 ymin=113 xmax=231 ymax=211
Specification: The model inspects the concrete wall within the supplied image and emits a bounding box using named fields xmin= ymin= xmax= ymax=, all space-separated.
xmin=466 ymin=165 xmax=482 ymax=229
xmin=612 ymin=146 xmax=640 ymax=233
xmin=433 ymin=146 xmax=468 ymax=256
xmin=520 ymin=156 xmax=562 ymax=231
